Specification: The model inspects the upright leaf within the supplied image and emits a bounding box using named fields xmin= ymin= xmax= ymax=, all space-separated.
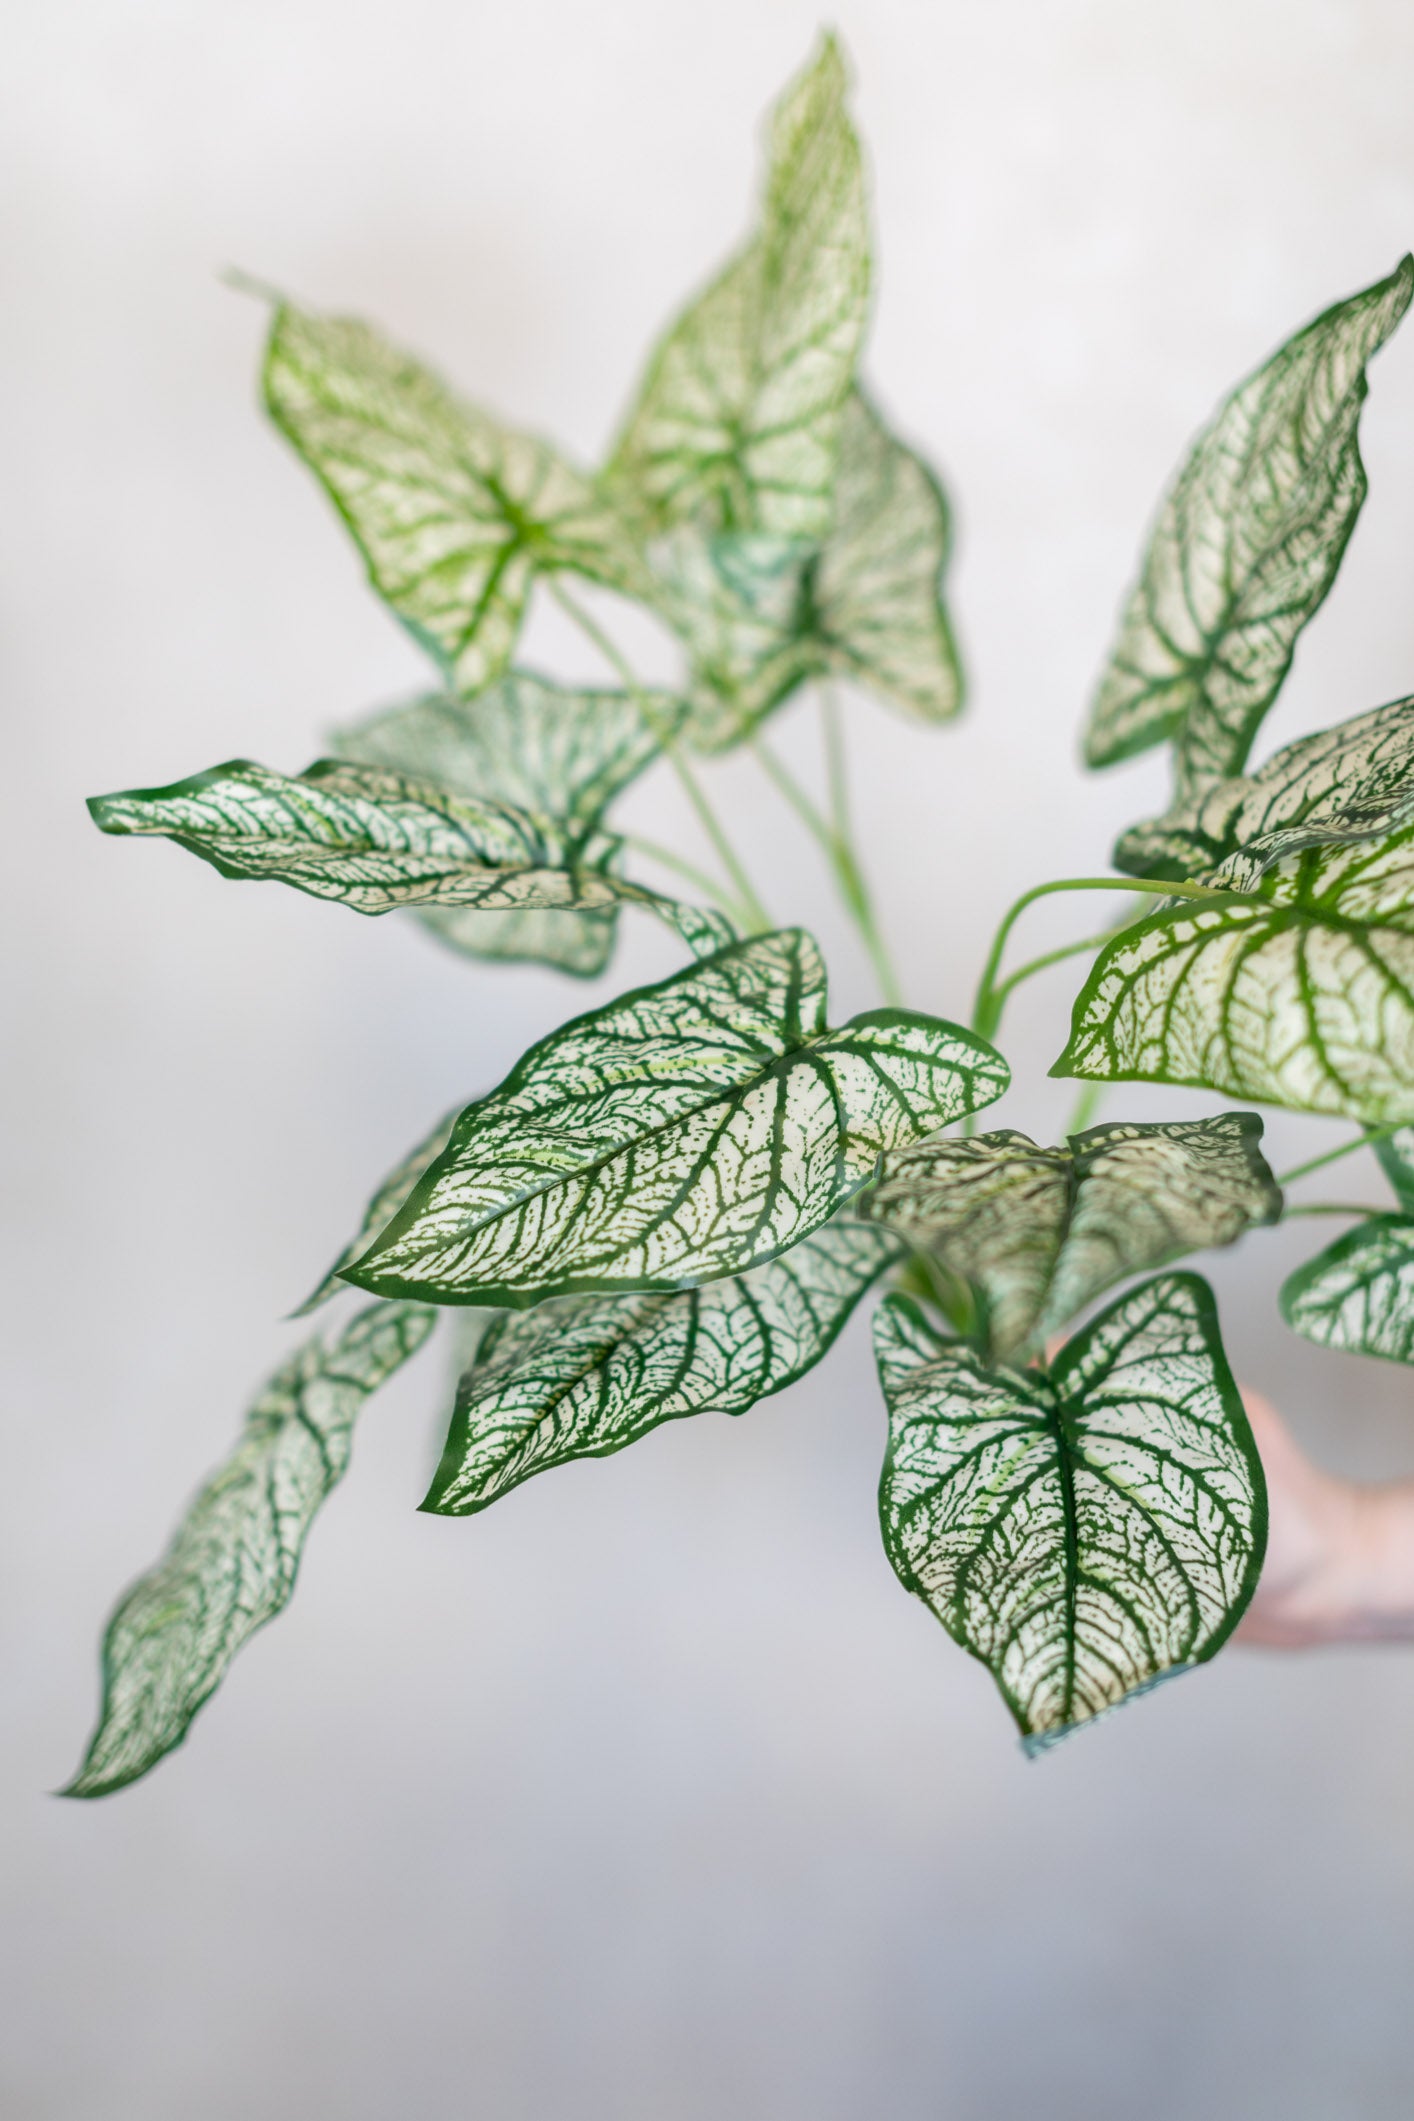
xmin=89 ymin=757 xmax=731 ymax=959
xmin=864 ymin=1114 xmax=1279 ymax=1361
xmin=1055 ymin=828 xmax=1414 ymax=1122
xmin=876 ymin=1273 xmax=1265 ymax=1746
xmin=341 ymin=928 xmax=1007 ymax=1306
xmin=65 ymin=1302 xmax=437 ymax=1798
xmin=608 ymin=36 xmax=869 ymax=542
xmin=1086 ymin=259 xmax=1413 ymax=790
xmin=426 ymin=1219 xmax=901 ymax=1514
xmin=265 ymin=302 xmax=650 ymax=695
xmin=1115 ymin=694 xmax=1414 ymax=885
xmin=1281 ymin=1215 xmax=1414 ymax=1364
xmin=334 ymin=673 xmax=685 ymax=976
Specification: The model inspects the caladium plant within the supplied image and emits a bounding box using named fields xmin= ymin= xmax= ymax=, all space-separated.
xmin=68 ymin=33 xmax=1414 ymax=1793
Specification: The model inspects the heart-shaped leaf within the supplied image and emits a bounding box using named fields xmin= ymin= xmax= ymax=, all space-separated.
xmin=1281 ymin=1214 xmax=1414 ymax=1364
xmin=863 ymin=1114 xmax=1280 ymax=1362
xmin=667 ymin=390 xmax=963 ymax=750
xmin=1055 ymin=828 xmax=1414 ymax=1122
xmin=1086 ymin=258 xmax=1413 ymax=791
xmin=1116 ymin=694 xmax=1414 ymax=885
xmin=265 ymin=303 xmax=650 ymax=695
xmin=88 ymin=757 xmax=732 ymax=959
xmin=332 ymin=672 xmax=686 ymax=976
xmin=875 ymin=1272 xmax=1265 ymax=1746
xmin=608 ymin=35 xmax=869 ymax=543
xmin=64 ymin=1301 xmax=436 ymax=1798
xmin=341 ymin=928 xmax=1007 ymax=1306
xmin=425 ymin=1219 xmax=900 ymax=1515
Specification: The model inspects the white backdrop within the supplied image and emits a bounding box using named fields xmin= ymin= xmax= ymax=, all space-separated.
xmin=6 ymin=3 xmax=1414 ymax=2115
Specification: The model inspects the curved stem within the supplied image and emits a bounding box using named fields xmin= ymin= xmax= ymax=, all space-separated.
xmin=550 ymin=581 xmax=773 ymax=934
xmin=1062 ymin=1082 xmax=1106 ymax=1138
xmin=619 ymin=833 xmax=751 ymax=920
xmin=1282 ymin=1203 xmax=1377 ymax=1219
xmin=1277 ymin=1125 xmax=1401 ymax=1189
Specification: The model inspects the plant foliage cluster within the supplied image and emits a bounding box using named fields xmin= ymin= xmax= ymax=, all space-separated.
xmin=69 ymin=38 xmax=1414 ymax=1793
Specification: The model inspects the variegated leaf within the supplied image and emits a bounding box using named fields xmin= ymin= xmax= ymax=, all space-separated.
xmin=1281 ymin=1214 xmax=1414 ymax=1364
xmin=876 ymin=1272 xmax=1265 ymax=1746
xmin=425 ymin=1219 xmax=901 ymax=1514
xmin=88 ymin=757 xmax=732 ymax=959
xmin=1055 ymin=828 xmax=1414 ymax=1122
xmin=342 ymin=928 xmax=1007 ymax=1306
xmin=863 ymin=1114 xmax=1279 ymax=1361
xmin=1116 ymin=694 xmax=1414 ymax=885
xmin=1087 ymin=258 xmax=1413 ymax=791
xmin=65 ymin=1301 xmax=437 ymax=1798
xmin=333 ymin=673 xmax=686 ymax=976
xmin=297 ymin=1107 xmax=460 ymax=1315
xmin=265 ymin=303 xmax=650 ymax=695
xmin=608 ymin=36 xmax=869 ymax=543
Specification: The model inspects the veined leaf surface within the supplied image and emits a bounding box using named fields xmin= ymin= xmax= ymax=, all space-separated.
xmin=1281 ymin=1214 xmax=1414 ymax=1364
xmin=425 ymin=1219 xmax=900 ymax=1514
xmin=342 ymin=928 xmax=1007 ymax=1306
xmin=608 ymin=36 xmax=869 ymax=542
xmin=1086 ymin=259 xmax=1413 ymax=787
xmin=265 ymin=303 xmax=649 ymax=694
xmin=863 ymin=1114 xmax=1279 ymax=1361
xmin=1055 ymin=828 xmax=1414 ymax=1122
xmin=89 ymin=757 xmax=731 ymax=958
xmin=333 ymin=673 xmax=685 ymax=975
xmin=65 ymin=1301 xmax=436 ymax=1798
xmin=876 ymin=1272 xmax=1265 ymax=1746
xmin=1116 ymin=694 xmax=1414 ymax=884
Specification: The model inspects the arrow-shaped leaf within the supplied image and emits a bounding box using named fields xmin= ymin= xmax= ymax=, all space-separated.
xmin=332 ymin=672 xmax=686 ymax=976
xmin=1055 ymin=827 xmax=1414 ymax=1122
xmin=88 ymin=756 xmax=732 ymax=959
xmin=265 ymin=302 xmax=650 ymax=696
xmin=425 ymin=1219 xmax=901 ymax=1515
xmin=1086 ymin=258 xmax=1413 ymax=790
xmin=65 ymin=1301 xmax=437 ymax=1798
xmin=863 ymin=1114 xmax=1280 ymax=1362
xmin=1281 ymin=1214 xmax=1414 ymax=1364
xmin=608 ymin=35 xmax=869 ymax=543
xmin=341 ymin=928 xmax=1007 ymax=1306
xmin=875 ymin=1272 xmax=1265 ymax=1746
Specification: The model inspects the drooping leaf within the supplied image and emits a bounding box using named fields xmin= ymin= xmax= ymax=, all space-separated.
xmin=1055 ymin=828 xmax=1414 ymax=1122
xmin=425 ymin=1219 xmax=901 ymax=1514
xmin=297 ymin=1107 xmax=460 ymax=1315
xmin=1115 ymin=693 xmax=1414 ymax=884
xmin=88 ymin=757 xmax=732 ymax=960
xmin=341 ymin=928 xmax=1007 ymax=1306
xmin=332 ymin=672 xmax=686 ymax=976
xmin=1086 ymin=258 xmax=1413 ymax=791
xmin=1281 ymin=1214 xmax=1414 ymax=1364
xmin=65 ymin=1301 xmax=437 ymax=1798
xmin=863 ymin=1114 xmax=1279 ymax=1362
xmin=264 ymin=302 xmax=651 ymax=696
xmin=875 ymin=1272 xmax=1265 ymax=1746
xmin=667 ymin=390 xmax=963 ymax=750
xmin=608 ymin=35 xmax=869 ymax=543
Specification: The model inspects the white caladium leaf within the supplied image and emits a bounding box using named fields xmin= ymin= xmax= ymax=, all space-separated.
xmin=341 ymin=928 xmax=1007 ymax=1306
xmin=1086 ymin=258 xmax=1413 ymax=791
xmin=425 ymin=1219 xmax=901 ymax=1514
xmin=297 ymin=1107 xmax=460 ymax=1315
xmin=265 ymin=303 xmax=650 ymax=695
xmin=862 ymin=1114 xmax=1279 ymax=1362
xmin=333 ymin=673 xmax=687 ymax=976
xmin=1116 ymin=694 xmax=1414 ymax=885
xmin=876 ymin=1272 xmax=1265 ymax=1747
xmin=608 ymin=36 xmax=869 ymax=543
xmin=1055 ymin=828 xmax=1414 ymax=1123
xmin=659 ymin=391 xmax=962 ymax=752
xmin=88 ymin=757 xmax=732 ymax=960
xmin=65 ymin=1301 xmax=437 ymax=1798
xmin=1281 ymin=1215 xmax=1414 ymax=1364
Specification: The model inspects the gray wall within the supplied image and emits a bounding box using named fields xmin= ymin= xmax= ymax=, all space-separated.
xmin=6 ymin=2 xmax=1414 ymax=2114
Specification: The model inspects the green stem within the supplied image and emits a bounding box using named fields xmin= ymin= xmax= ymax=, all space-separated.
xmin=1276 ymin=1125 xmax=1401 ymax=1189
xmin=620 ymin=833 xmax=751 ymax=920
xmin=1062 ymin=1082 xmax=1106 ymax=1138
xmin=1281 ymin=1203 xmax=1376 ymax=1219
xmin=550 ymin=581 xmax=773 ymax=934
